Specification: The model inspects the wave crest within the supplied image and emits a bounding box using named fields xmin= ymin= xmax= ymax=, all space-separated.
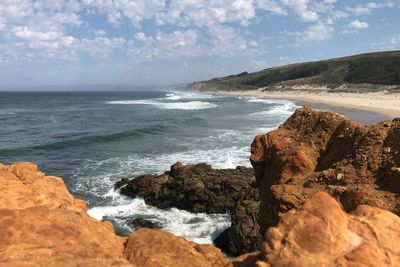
xmin=107 ymin=100 xmax=217 ymax=110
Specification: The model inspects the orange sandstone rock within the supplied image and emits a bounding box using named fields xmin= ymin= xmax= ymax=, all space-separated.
xmin=250 ymin=107 xmax=400 ymax=235
xmin=258 ymin=192 xmax=400 ymax=267
xmin=124 ymin=228 xmax=231 ymax=267
xmin=0 ymin=162 xmax=130 ymax=266
xmin=0 ymin=162 xmax=231 ymax=267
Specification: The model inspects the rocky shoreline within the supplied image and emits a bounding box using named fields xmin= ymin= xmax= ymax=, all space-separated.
xmin=2 ymin=107 xmax=400 ymax=266
xmin=115 ymin=162 xmax=262 ymax=256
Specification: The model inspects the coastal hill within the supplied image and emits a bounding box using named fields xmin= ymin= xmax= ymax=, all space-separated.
xmin=189 ymin=50 xmax=400 ymax=92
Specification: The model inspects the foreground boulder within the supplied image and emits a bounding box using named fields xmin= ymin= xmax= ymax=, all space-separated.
xmin=116 ymin=162 xmax=262 ymax=256
xmin=251 ymin=107 xmax=400 ymax=235
xmin=125 ymin=228 xmax=231 ymax=267
xmin=0 ymin=162 xmax=230 ymax=267
xmin=234 ymin=192 xmax=400 ymax=266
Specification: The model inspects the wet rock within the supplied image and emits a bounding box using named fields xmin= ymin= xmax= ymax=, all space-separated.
xmin=116 ymin=162 xmax=261 ymax=255
xmin=250 ymin=107 xmax=400 ymax=235
xmin=128 ymin=218 xmax=161 ymax=230
xmin=214 ymin=200 xmax=262 ymax=256
xmin=117 ymin=162 xmax=258 ymax=214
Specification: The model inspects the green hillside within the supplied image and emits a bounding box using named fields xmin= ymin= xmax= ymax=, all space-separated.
xmin=189 ymin=51 xmax=400 ymax=92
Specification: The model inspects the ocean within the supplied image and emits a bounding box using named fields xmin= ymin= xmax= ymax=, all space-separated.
xmin=0 ymin=90 xmax=297 ymax=243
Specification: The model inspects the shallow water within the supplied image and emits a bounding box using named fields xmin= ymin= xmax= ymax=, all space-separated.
xmin=0 ymin=90 xmax=297 ymax=243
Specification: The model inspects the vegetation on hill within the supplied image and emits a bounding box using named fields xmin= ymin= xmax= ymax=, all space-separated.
xmin=189 ymin=50 xmax=400 ymax=92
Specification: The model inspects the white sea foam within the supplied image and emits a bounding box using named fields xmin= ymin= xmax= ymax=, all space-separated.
xmin=88 ymin=197 xmax=230 ymax=244
xmin=247 ymin=97 xmax=295 ymax=105
xmin=73 ymin=144 xmax=246 ymax=243
xmin=158 ymin=101 xmax=217 ymax=110
xmin=250 ymin=102 xmax=297 ymax=116
xmin=107 ymin=100 xmax=217 ymax=110
xmin=74 ymin=94 xmax=298 ymax=243
xmin=165 ymin=95 xmax=181 ymax=100
xmin=247 ymin=98 xmax=276 ymax=103
xmin=107 ymin=100 xmax=154 ymax=105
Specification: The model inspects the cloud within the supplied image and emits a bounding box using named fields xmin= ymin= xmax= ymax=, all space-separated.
xmin=348 ymin=19 xmax=369 ymax=29
xmin=0 ymin=0 xmax=397 ymax=66
xmin=370 ymin=34 xmax=400 ymax=51
xmin=346 ymin=1 xmax=395 ymax=16
xmin=81 ymin=37 xmax=126 ymax=59
xmin=296 ymin=22 xmax=334 ymax=44
xmin=127 ymin=25 xmax=260 ymax=61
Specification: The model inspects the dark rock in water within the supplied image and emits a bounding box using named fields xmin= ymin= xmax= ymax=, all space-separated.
xmin=116 ymin=162 xmax=259 ymax=214
xmin=115 ymin=162 xmax=261 ymax=256
xmin=128 ymin=218 xmax=161 ymax=230
xmin=250 ymin=106 xmax=400 ymax=236
xmin=214 ymin=200 xmax=262 ymax=256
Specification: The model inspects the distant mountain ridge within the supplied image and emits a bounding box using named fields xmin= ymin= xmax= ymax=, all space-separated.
xmin=189 ymin=50 xmax=400 ymax=92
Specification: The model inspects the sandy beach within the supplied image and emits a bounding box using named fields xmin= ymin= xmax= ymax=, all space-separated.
xmin=214 ymin=89 xmax=400 ymax=121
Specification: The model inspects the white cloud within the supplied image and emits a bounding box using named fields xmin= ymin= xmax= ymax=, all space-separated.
xmin=371 ymin=35 xmax=400 ymax=51
xmin=300 ymin=10 xmax=319 ymax=22
xmin=0 ymin=0 xmax=398 ymax=66
xmin=81 ymin=37 xmax=126 ymax=59
xmin=296 ymin=22 xmax=334 ymax=43
xmin=127 ymin=25 xmax=259 ymax=61
xmin=346 ymin=2 xmax=395 ymax=15
xmin=94 ymin=29 xmax=107 ymax=37
xmin=256 ymin=0 xmax=286 ymax=15
xmin=348 ymin=19 xmax=369 ymax=29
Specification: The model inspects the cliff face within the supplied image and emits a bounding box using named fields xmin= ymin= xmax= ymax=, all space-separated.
xmin=0 ymin=162 xmax=230 ymax=267
xmin=250 ymin=107 xmax=400 ymax=235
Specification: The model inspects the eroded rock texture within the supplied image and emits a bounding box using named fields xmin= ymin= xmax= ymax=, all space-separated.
xmin=258 ymin=192 xmax=400 ymax=267
xmin=117 ymin=162 xmax=258 ymax=214
xmin=0 ymin=162 xmax=230 ymax=267
xmin=124 ymin=228 xmax=231 ymax=267
xmin=250 ymin=107 xmax=400 ymax=235
xmin=116 ymin=162 xmax=262 ymax=256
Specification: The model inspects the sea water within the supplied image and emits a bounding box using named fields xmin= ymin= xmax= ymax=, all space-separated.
xmin=0 ymin=90 xmax=297 ymax=243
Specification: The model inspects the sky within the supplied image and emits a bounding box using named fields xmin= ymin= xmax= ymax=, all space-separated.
xmin=0 ymin=0 xmax=399 ymax=88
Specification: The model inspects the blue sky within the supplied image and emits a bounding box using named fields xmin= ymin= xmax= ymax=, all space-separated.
xmin=0 ymin=0 xmax=399 ymax=88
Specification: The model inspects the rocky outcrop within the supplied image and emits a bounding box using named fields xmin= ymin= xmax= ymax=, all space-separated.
xmin=0 ymin=162 xmax=230 ymax=267
xmin=214 ymin=200 xmax=262 ymax=256
xmin=250 ymin=107 xmax=400 ymax=235
xmin=116 ymin=162 xmax=261 ymax=256
xmin=117 ymin=162 xmax=258 ymax=214
xmin=249 ymin=192 xmax=400 ymax=266
xmin=124 ymin=228 xmax=231 ymax=267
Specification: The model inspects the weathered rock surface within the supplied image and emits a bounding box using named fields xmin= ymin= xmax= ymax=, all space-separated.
xmin=117 ymin=162 xmax=258 ymax=213
xmin=254 ymin=192 xmax=400 ymax=267
xmin=0 ymin=162 xmax=129 ymax=266
xmin=0 ymin=162 xmax=231 ymax=267
xmin=116 ymin=162 xmax=262 ymax=255
xmin=214 ymin=200 xmax=262 ymax=256
xmin=124 ymin=228 xmax=231 ymax=267
xmin=250 ymin=107 xmax=400 ymax=235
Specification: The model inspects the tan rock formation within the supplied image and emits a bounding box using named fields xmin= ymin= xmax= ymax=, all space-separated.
xmin=250 ymin=107 xmax=400 ymax=235
xmin=124 ymin=228 xmax=231 ymax=267
xmin=257 ymin=192 xmax=400 ymax=267
xmin=0 ymin=162 xmax=230 ymax=267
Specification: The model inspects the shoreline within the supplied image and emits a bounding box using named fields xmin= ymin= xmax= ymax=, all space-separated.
xmin=211 ymin=89 xmax=400 ymax=123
